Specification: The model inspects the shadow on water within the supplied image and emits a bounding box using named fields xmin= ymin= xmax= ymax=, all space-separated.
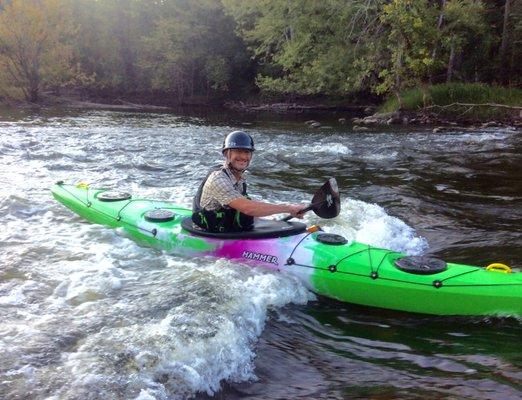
xmin=215 ymin=298 xmax=521 ymax=400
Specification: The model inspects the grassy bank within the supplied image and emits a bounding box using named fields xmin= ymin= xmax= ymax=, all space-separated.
xmin=380 ymin=83 xmax=522 ymax=121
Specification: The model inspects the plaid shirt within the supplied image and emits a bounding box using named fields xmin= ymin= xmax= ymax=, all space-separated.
xmin=199 ymin=166 xmax=246 ymax=211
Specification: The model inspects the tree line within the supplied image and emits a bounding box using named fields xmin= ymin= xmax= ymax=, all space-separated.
xmin=0 ymin=0 xmax=520 ymax=104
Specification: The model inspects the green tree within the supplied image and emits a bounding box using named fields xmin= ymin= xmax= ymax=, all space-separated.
xmin=376 ymin=0 xmax=441 ymax=105
xmin=496 ymin=0 xmax=521 ymax=85
xmin=512 ymin=1 xmax=522 ymax=85
xmin=224 ymin=0 xmax=386 ymax=97
xmin=140 ymin=0 xmax=247 ymax=101
xmin=0 ymin=0 xmax=76 ymax=102
xmin=1 ymin=0 xmax=514 ymax=105
xmin=70 ymin=0 xmax=250 ymax=102
xmin=439 ymin=0 xmax=486 ymax=82
xmin=71 ymin=0 xmax=158 ymax=93
xmin=225 ymin=0 xmax=517 ymax=101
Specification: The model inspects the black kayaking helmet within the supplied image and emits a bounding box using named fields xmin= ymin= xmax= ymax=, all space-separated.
xmin=222 ymin=131 xmax=255 ymax=154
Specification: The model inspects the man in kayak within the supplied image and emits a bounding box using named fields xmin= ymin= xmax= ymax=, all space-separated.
xmin=192 ymin=131 xmax=306 ymax=232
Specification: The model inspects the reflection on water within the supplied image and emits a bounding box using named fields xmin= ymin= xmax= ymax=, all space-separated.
xmin=0 ymin=108 xmax=520 ymax=399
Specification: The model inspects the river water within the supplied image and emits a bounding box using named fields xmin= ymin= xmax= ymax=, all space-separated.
xmin=0 ymin=108 xmax=520 ymax=400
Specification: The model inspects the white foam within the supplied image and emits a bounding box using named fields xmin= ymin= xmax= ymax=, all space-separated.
xmin=135 ymin=389 xmax=159 ymax=400
xmin=52 ymin=264 xmax=130 ymax=306
xmin=0 ymin=282 xmax=27 ymax=306
xmin=361 ymin=151 xmax=398 ymax=161
xmin=315 ymin=198 xmax=428 ymax=255
xmin=46 ymin=258 xmax=312 ymax=399
xmin=265 ymin=141 xmax=352 ymax=158
xmin=307 ymin=143 xmax=352 ymax=155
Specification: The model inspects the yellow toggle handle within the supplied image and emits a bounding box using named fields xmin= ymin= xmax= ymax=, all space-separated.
xmin=485 ymin=263 xmax=512 ymax=274
xmin=76 ymin=182 xmax=90 ymax=189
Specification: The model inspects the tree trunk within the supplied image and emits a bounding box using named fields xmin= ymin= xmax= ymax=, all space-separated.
xmin=446 ymin=38 xmax=456 ymax=82
xmin=499 ymin=0 xmax=511 ymax=84
xmin=395 ymin=41 xmax=404 ymax=99
xmin=27 ymin=67 xmax=40 ymax=102
xmin=430 ymin=0 xmax=446 ymax=82
xmin=395 ymin=90 xmax=404 ymax=110
xmin=29 ymin=87 xmax=39 ymax=103
xmin=421 ymin=82 xmax=430 ymax=108
xmin=190 ymin=63 xmax=195 ymax=97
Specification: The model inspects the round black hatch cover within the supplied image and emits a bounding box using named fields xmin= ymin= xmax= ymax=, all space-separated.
xmin=315 ymin=233 xmax=348 ymax=245
xmin=144 ymin=209 xmax=175 ymax=222
xmin=395 ymin=256 xmax=447 ymax=275
xmin=97 ymin=191 xmax=132 ymax=202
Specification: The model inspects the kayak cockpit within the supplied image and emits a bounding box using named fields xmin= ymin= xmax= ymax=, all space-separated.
xmin=181 ymin=217 xmax=307 ymax=239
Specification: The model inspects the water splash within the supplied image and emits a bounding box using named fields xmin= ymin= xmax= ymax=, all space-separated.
xmin=308 ymin=198 xmax=428 ymax=255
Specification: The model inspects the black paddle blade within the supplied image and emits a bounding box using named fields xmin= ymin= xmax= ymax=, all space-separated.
xmin=310 ymin=177 xmax=340 ymax=219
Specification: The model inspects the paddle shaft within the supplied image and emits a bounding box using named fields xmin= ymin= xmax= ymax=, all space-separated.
xmin=281 ymin=201 xmax=319 ymax=222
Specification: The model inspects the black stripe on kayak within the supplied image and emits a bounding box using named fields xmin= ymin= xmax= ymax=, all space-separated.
xmin=286 ymin=262 xmax=522 ymax=287
xmin=59 ymin=185 xmax=159 ymax=236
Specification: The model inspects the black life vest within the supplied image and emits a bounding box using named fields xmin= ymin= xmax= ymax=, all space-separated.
xmin=192 ymin=166 xmax=254 ymax=232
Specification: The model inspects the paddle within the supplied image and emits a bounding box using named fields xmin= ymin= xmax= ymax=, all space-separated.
xmin=282 ymin=177 xmax=340 ymax=221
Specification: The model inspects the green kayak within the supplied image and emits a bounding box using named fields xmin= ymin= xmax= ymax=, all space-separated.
xmin=52 ymin=182 xmax=522 ymax=317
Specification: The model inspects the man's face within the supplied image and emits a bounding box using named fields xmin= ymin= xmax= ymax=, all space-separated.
xmin=227 ymin=149 xmax=253 ymax=171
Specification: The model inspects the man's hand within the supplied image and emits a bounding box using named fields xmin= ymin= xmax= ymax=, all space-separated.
xmin=287 ymin=204 xmax=307 ymax=219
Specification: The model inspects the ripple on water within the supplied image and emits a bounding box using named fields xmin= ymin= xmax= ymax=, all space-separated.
xmin=0 ymin=111 xmax=520 ymax=400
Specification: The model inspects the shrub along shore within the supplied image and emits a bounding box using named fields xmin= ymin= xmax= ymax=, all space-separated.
xmin=366 ymin=83 xmax=522 ymax=127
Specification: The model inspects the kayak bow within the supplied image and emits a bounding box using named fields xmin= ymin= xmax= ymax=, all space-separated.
xmin=51 ymin=182 xmax=522 ymax=317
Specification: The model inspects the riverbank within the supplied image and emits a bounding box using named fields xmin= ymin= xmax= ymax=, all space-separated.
xmin=1 ymin=91 xmax=373 ymax=114
xmin=223 ymin=83 xmax=522 ymax=129
xmin=374 ymin=83 xmax=522 ymax=128
xmin=223 ymin=101 xmax=521 ymax=131
xmin=351 ymin=109 xmax=521 ymax=131
xmin=2 ymin=83 xmax=520 ymax=130
xmin=223 ymin=100 xmax=375 ymax=114
xmin=0 ymin=92 xmax=172 ymax=112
